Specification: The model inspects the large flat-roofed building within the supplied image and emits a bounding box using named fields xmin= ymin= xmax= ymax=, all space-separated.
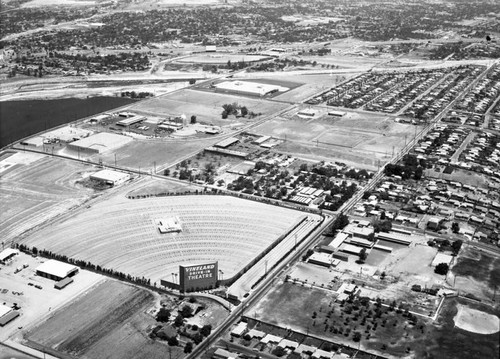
xmin=67 ymin=132 xmax=133 ymax=154
xmin=36 ymin=259 xmax=79 ymax=281
xmin=308 ymin=252 xmax=333 ymax=267
xmin=214 ymin=81 xmax=289 ymax=97
xmin=90 ymin=169 xmax=130 ymax=187
xmin=116 ymin=115 xmax=145 ymax=127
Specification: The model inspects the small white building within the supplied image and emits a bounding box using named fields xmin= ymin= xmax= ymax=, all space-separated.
xmin=90 ymin=170 xmax=130 ymax=187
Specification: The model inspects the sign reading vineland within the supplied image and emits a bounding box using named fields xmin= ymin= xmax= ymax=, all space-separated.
xmin=179 ymin=262 xmax=218 ymax=292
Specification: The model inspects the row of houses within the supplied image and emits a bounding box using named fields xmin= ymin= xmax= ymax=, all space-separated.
xmin=226 ymin=323 xmax=351 ymax=359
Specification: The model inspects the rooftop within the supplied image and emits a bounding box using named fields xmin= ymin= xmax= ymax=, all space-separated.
xmin=36 ymin=259 xmax=79 ymax=279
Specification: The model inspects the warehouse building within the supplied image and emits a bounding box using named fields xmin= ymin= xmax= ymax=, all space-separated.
xmin=215 ymin=137 xmax=239 ymax=148
xmin=67 ymin=132 xmax=133 ymax=154
xmin=214 ymin=81 xmax=288 ymax=97
xmin=36 ymin=260 xmax=79 ymax=281
xmin=90 ymin=169 xmax=131 ymax=187
xmin=116 ymin=115 xmax=146 ymax=127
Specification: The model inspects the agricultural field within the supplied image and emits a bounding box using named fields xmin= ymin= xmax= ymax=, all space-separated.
xmin=24 ymin=279 xmax=170 ymax=359
xmin=0 ymin=151 xmax=96 ymax=244
xmin=18 ymin=194 xmax=308 ymax=286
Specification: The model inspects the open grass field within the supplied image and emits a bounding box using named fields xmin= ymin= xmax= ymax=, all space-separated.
xmin=276 ymin=140 xmax=384 ymax=170
xmin=129 ymin=89 xmax=289 ymax=126
xmin=451 ymin=247 xmax=500 ymax=300
xmin=0 ymin=151 xmax=95 ymax=243
xmin=25 ymin=279 xmax=170 ymax=359
xmin=18 ymin=195 xmax=306 ymax=285
xmin=425 ymin=167 xmax=492 ymax=189
xmin=253 ymin=112 xmax=413 ymax=169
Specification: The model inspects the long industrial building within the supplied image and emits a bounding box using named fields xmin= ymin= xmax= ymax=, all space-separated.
xmin=67 ymin=132 xmax=133 ymax=155
xmin=214 ymin=81 xmax=289 ymax=96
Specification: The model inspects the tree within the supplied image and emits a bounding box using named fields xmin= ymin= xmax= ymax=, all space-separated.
xmin=193 ymin=332 xmax=204 ymax=344
xmin=222 ymin=110 xmax=228 ymax=119
xmin=451 ymin=240 xmax=463 ymax=255
xmin=241 ymin=106 xmax=248 ymax=117
xmin=191 ymin=115 xmax=197 ymax=124
xmin=373 ymin=219 xmax=392 ymax=233
xmin=189 ymin=79 xmax=196 ymax=85
xmin=331 ymin=213 xmax=349 ymax=233
xmin=180 ymin=305 xmax=194 ymax=318
xmin=168 ymin=336 xmax=179 ymax=346
xmin=174 ymin=314 xmax=184 ymax=327
xmin=353 ymin=331 xmax=362 ymax=342
xmin=414 ymin=167 xmax=423 ymax=180
xmin=184 ymin=342 xmax=193 ymax=353
xmin=156 ymin=307 xmax=171 ymax=322
xmin=272 ymin=347 xmax=287 ymax=357
xmin=200 ymin=324 xmax=212 ymax=337
xmin=434 ymin=263 xmax=449 ymax=275
xmin=164 ymin=169 xmax=170 ymax=176
xmin=451 ymin=222 xmax=460 ymax=234
xmin=358 ymin=248 xmax=368 ymax=263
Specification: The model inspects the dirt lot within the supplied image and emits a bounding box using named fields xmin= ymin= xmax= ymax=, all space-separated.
xmin=0 ymin=252 xmax=104 ymax=343
xmin=86 ymin=137 xmax=217 ymax=171
xmin=25 ymin=279 xmax=170 ymax=359
xmin=0 ymin=151 xmax=96 ymax=244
